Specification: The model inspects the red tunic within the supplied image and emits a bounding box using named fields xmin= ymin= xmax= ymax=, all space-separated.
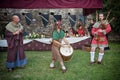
xmin=91 ymin=22 xmax=111 ymax=47
xmin=77 ymin=28 xmax=85 ymax=37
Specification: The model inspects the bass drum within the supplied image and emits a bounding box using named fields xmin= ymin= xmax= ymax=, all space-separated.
xmin=60 ymin=45 xmax=73 ymax=62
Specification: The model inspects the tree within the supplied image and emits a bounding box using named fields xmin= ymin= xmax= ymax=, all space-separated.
xmin=102 ymin=0 xmax=120 ymax=34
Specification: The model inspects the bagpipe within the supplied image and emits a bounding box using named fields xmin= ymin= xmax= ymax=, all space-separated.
xmin=97 ymin=11 xmax=115 ymax=30
xmin=94 ymin=10 xmax=115 ymax=41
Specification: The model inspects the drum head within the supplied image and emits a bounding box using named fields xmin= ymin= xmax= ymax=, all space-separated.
xmin=60 ymin=45 xmax=73 ymax=56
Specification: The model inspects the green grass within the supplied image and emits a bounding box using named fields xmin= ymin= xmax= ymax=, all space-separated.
xmin=0 ymin=41 xmax=120 ymax=80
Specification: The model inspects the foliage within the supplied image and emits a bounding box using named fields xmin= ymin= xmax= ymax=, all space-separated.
xmin=0 ymin=23 xmax=7 ymax=39
xmin=24 ymin=32 xmax=45 ymax=39
xmin=102 ymin=0 xmax=120 ymax=34
xmin=0 ymin=41 xmax=120 ymax=80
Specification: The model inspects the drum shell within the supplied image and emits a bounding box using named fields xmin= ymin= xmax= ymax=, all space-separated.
xmin=61 ymin=53 xmax=73 ymax=62
xmin=60 ymin=45 xmax=73 ymax=62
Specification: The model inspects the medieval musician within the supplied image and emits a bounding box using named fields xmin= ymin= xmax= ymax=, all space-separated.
xmin=90 ymin=13 xmax=111 ymax=64
xmin=49 ymin=21 xmax=70 ymax=73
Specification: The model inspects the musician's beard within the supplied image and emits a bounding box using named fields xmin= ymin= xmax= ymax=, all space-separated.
xmin=99 ymin=17 xmax=105 ymax=21
xmin=13 ymin=22 xmax=20 ymax=26
xmin=99 ymin=18 xmax=103 ymax=21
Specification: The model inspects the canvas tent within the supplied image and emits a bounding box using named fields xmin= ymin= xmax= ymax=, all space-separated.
xmin=0 ymin=0 xmax=103 ymax=15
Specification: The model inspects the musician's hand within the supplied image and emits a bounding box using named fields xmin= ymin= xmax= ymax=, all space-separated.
xmin=102 ymin=30 xmax=106 ymax=35
xmin=61 ymin=44 xmax=65 ymax=47
xmin=13 ymin=31 xmax=19 ymax=35
xmin=98 ymin=29 xmax=103 ymax=32
xmin=13 ymin=32 xmax=16 ymax=35
xmin=94 ymin=32 xmax=98 ymax=35
xmin=68 ymin=44 xmax=71 ymax=48
xmin=19 ymin=29 xmax=22 ymax=33
xmin=102 ymin=30 xmax=105 ymax=32
xmin=16 ymin=31 xmax=20 ymax=35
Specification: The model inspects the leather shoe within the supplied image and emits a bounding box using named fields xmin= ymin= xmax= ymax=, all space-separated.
xmin=7 ymin=68 xmax=14 ymax=72
xmin=90 ymin=61 xmax=96 ymax=64
xmin=61 ymin=68 xmax=67 ymax=73
xmin=97 ymin=61 xmax=102 ymax=64
xmin=50 ymin=66 xmax=56 ymax=69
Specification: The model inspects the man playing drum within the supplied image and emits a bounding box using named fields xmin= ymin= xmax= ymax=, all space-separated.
xmin=90 ymin=13 xmax=111 ymax=64
xmin=50 ymin=21 xmax=70 ymax=73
